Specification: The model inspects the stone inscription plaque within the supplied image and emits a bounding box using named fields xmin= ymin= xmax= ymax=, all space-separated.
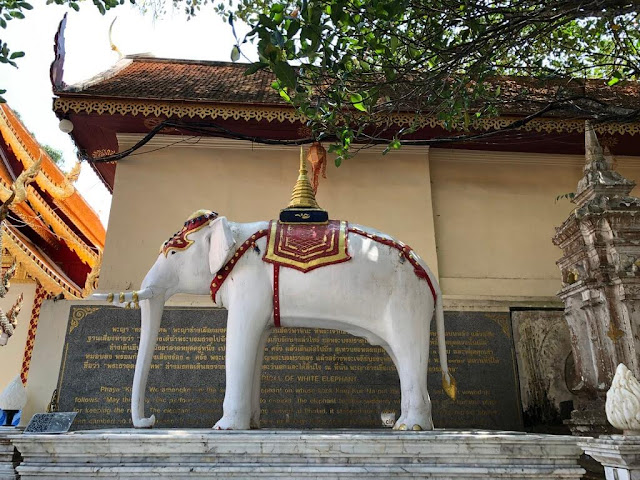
xmin=57 ymin=306 xmax=521 ymax=430
xmin=24 ymin=412 xmax=77 ymax=434
xmin=429 ymin=311 xmax=522 ymax=430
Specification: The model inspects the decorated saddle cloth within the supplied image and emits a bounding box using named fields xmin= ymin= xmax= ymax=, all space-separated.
xmin=262 ymin=220 xmax=351 ymax=272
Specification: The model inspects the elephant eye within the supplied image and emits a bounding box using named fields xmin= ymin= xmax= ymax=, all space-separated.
xmin=171 ymin=251 xmax=176 ymax=255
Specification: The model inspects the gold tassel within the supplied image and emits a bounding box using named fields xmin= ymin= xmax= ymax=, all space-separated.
xmin=442 ymin=373 xmax=457 ymax=401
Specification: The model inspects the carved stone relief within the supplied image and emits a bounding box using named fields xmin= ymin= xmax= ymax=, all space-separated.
xmin=512 ymin=310 xmax=576 ymax=430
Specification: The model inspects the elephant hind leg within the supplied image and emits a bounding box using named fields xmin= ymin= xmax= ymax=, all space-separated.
xmin=381 ymin=344 xmax=408 ymax=426
xmin=250 ymin=329 xmax=271 ymax=429
xmin=388 ymin=333 xmax=433 ymax=431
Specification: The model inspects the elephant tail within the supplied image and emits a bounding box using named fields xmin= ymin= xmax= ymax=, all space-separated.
xmin=90 ymin=287 xmax=156 ymax=309
xmin=435 ymin=293 xmax=456 ymax=401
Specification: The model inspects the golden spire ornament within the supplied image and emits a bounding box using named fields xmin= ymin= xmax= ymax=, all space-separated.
xmin=279 ymin=146 xmax=329 ymax=223
xmin=288 ymin=147 xmax=321 ymax=209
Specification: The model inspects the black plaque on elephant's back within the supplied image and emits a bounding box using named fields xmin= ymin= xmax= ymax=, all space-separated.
xmin=57 ymin=306 xmax=522 ymax=430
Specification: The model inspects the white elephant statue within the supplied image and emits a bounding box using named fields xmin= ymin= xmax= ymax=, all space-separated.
xmin=93 ymin=210 xmax=454 ymax=431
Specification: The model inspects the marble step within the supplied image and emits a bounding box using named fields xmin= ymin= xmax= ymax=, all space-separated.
xmin=11 ymin=429 xmax=586 ymax=479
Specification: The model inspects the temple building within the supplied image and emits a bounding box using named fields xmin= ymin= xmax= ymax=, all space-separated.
xmin=15 ymin=53 xmax=640 ymax=432
xmin=0 ymin=104 xmax=105 ymax=414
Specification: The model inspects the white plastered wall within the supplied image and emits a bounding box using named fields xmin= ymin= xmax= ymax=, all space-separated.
xmin=98 ymin=137 xmax=439 ymax=293
xmin=19 ymin=299 xmax=73 ymax=426
xmin=429 ymin=148 xmax=640 ymax=308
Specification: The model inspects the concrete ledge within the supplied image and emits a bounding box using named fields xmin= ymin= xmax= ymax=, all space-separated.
xmin=11 ymin=429 xmax=585 ymax=479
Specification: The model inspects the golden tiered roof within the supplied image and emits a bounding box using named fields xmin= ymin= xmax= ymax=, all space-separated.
xmin=0 ymin=104 xmax=106 ymax=298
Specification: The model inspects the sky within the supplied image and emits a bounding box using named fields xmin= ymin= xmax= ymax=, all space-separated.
xmin=2 ymin=2 xmax=254 ymax=226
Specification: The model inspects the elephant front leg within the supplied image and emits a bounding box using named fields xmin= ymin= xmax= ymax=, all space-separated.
xmin=131 ymin=295 xmax=165 ymax=428
xmin=214 ymin=309 xmax=270 ymax=430
xmin=250 ymin=329 xmax=271 ymax=429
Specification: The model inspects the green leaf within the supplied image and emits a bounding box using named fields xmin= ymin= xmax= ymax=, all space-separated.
xmin=244 ymin=62 xmax=268 ymax=75
xmin=390 ymin=36 xmax=399 ymax=51
xmin=350 ymin=93 xmax=366 ymax=112
xmin=270 ymin=3 xmax=284 ymax=14
xmin=271 ymin=60 xmax=296 ymax=89
xmin=608 ymin=70 xmax=623 ymax=86
xmin=286 ymin=19 xmax=300 ymax=37
xmin=69 ymin=2 xmax=80 ymax=11
xmin=230 ymin=45 xmax=240 ymax=62
xmin=9 ymin=51 xmax=24 ymax=60
xmin=278 ymin=88 xmax=291 ymax=102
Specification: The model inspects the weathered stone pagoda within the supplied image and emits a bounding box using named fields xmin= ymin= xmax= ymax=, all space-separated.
xmin=554 ymin=122 xmax=640 ymax=435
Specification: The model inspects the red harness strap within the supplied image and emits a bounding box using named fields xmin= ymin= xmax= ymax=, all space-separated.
xmin=348 ymin=228 xmax=437 ymax=303
xmin=273 ymin=264 xmax=281 ymax=327
xmin=210 ymin=229 xmax=269 ymax=303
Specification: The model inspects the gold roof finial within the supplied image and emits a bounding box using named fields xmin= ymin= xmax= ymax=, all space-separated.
xmin=287 ymin=146 xmax=321 ymax=209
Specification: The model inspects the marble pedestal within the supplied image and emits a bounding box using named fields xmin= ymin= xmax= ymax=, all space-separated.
xmin=0 ymin=427 xmax=19 ymax=480
xmin=11 ymin=429 xmax=585 ymax=479
xmin=580 ymin=435 xmax=640 ymax=480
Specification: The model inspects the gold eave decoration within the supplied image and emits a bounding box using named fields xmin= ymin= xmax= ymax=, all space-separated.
xmin=0 ymin=108 xmax=80 ymax=201
xmin=53 ymin=97 xmax=640 ymax=136
xmin=2 ymin=225 xmax=81 ymax=299
xmin=0 ymin=176 xmax=99 ymax=268
xmin=25 ymin=185 xmax=99 ymax=267
xmin=82 ymin=252 xmax=102 ymax=298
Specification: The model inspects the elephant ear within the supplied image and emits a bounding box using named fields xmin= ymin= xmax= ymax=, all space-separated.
xmin=208 ymin=216 xmax=237 ymax=275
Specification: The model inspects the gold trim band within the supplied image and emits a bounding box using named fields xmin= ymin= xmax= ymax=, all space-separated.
xmin=53 ymin=97 xmax=640 ymax=136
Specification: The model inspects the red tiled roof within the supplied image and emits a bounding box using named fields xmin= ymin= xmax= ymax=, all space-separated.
xmin=61 ymin=57 xmax=284 ymax=105
xmin=57 ymin=56 xmax=640 ymax=116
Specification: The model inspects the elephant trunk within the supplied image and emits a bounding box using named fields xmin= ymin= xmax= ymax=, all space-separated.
xmin=131 ymin=292 xmax=165 ymax=428
xmin=435 ymin=294 xmax=456 ymax=401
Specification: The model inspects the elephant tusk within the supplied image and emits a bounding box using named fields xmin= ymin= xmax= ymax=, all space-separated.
xmin=90 ymin=287 xmax=154 ymax=306
xmin=135 ymin=287 xmax=154 ymax=301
